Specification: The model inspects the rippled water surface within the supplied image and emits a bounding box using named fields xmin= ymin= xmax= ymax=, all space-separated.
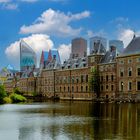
xmin=0 ymin=101 xmax=140 ymax=140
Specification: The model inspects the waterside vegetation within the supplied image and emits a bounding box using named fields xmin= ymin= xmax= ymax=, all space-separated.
xmin=0 ymin=85 xmax=27 ymax=104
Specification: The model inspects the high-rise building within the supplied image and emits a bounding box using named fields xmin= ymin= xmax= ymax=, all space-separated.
xmin=71 ymin=37 xmax=87 ymax=59
xmin=20 ymin=40 xmax=37 ymax=72
xmin=109 ymin=40 xmax=124 ymax=55
xmin=90 ymin=36 xmax=107 ymax=54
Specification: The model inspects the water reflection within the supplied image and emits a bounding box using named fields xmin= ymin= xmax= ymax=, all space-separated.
xmin=0 ymin=102 xmax=140 ymax=140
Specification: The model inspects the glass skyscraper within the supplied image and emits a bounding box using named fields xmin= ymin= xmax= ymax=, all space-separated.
xmin=20 ymin=40 xmax=37 ymax=72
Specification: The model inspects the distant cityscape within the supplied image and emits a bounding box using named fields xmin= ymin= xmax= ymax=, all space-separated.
xmin=1 ymin=35 xmax=140 ymax=101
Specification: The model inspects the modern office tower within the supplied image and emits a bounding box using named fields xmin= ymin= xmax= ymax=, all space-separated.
xmin=109 ymin=40 xmax=124 ymax=54
xmin=90 ymin=36 xmax=107 ymax=54
xmin=20 ymin=40 xmax=37 ymax=72
xmin=71 ymin=37 xmax=87 ymax=59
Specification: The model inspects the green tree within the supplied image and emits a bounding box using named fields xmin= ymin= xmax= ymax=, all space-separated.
xmin=89 ymin=67 xmax=100 ymax=98
xmin=0 ymin=85 xmax=7 ymax=104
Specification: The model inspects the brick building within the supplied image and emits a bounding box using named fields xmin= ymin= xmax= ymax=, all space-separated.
xmin=4 ymin=36 xmax=140 ymax=101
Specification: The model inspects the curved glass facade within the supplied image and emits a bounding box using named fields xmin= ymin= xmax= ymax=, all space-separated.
xmin=20 ymin=40 xmax=37 ymax=71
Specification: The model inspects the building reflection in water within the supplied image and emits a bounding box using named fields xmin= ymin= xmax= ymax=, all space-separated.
xmin=17 ymin=102 xmax=140 ymax=140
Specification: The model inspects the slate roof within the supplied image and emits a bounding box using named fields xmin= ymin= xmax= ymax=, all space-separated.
xmin=121 ymin=36 xmax=140 ymax=56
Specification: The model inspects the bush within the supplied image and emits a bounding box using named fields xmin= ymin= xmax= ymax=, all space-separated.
xmin=10 ymin=93 xmax=27 ymax=103
xmin=0 ymin=85 xmax=7 ymax=104
xmin=14 ymin=88 xmax=23 ymax=95
xmin=3 ymin=97 xmax=12 ymax=104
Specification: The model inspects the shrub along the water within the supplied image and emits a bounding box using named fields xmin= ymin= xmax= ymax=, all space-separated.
xmin=3 ymin=97 xmax=12 ymax=104
xmin=0 ymin=85 xmax=7 ymax=104
xmin=10 ymin=93 xmax=27 ymax=103
xmin=0 ymin=85 xmax=27 ymax=104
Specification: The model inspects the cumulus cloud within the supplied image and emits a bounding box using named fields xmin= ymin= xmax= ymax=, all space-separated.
xmin=58 ymin=44 xmax=71 ymax=63
xmin=20 ymin=8 xmax=90 ymax=37
xmin=118 ymin=29 xmax=134 ymax=47
xmin=5 ymin=34 xmax=54 ymax=68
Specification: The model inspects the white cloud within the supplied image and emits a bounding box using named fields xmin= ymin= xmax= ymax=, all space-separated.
xmin=87 ymin=30 xmax=94 ymax=38
xmin=20 ymin=8 xmax=90 ymax=37
xmin=118 ymin=28 xmax=140 ymax=47
xmin=118 ymin=29 xmax=134 ymax=47
xmin=5 ymin=34 xmax=54 ymax=68
xmin=58 ymin=44 xmax=71 ymax=63
xmin=87 ymin=29 xmax=107 ymax=38
xmin=0 ymin=0 xmax=10 ymax=3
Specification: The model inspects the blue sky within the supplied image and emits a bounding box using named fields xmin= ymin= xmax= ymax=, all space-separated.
xmin=0 ymin=0 xmax=140 ymax=69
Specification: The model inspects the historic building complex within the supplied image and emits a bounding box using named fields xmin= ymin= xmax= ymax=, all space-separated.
xmin=3 ymin=35 xmax=140 ymax=101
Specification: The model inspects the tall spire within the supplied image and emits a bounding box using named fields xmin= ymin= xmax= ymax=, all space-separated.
xmin=133 ymin=30 xmax=136 ymax=39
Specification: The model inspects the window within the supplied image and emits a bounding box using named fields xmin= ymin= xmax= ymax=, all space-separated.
xmin=68 ymin=76 xmax=70 ymax=83
xmin=137 ymin=81 xmax=140 ymax=91
xmin=128 ymin=68 xmax=132 ymax=76
xmin=111 ymin=75 xmax=114 ymax=81
xmin=68 ymin=87 xmax=70 ymax=92
xmin=137 ymin=68 xmax=140 ymax=76
xmin=81 ymin=75 xmax=84 ymax=83
xmin=100 ymin=76 xmax=103 ymax=82
xmin=111 ymin=85 xmax=114 ymax=91
xmin=128 ymin=82 xmax=132 ymax=91
xmin=86 ymin=86 xmax=88 ymax=92
xmin=76 ymin=77 xmax=79 ymax=83
xmin=72 ymin=77 xmax=74 ymax=84
xmin=106 ymin=75 xmax=108 ymax=81
xmin=81 ymin=86 xmax=83 ymax=92
xmin=72 ymin=86 xmax=74 ymax=92
xmin=86 ymin=75 xmax=88 ymax=82
xmin=76 ymin=86 xmax=78 ymax=92
xmin=137 ymin=58 xmax=140 ymax=62
xmin=119 ymin=60 xmax=124 ymax=64
xmin=120 ymin=68 xmax=124 ymax=77
xmin=60 ymin=87 xmax=61 ymax=92
xmin=106 ymin=85 xmax=108 ymax=90
xmin=101 ymin=85 xmax=103 ymax=91
xmin=128 ymin=59 xmax=132 ymax=63
xmin=64 ymin=87 xmax=65 ymax=92
xmin=120 ymin=82 xmax=123 ymax=91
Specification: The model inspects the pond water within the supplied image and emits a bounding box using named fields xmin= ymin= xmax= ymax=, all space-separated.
xmin=0 ymin=101 xmax=140 ymax=140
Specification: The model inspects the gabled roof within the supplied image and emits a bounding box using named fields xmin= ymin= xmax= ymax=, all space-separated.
xmin=121 ymin=36 xmax=140 ymax=56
